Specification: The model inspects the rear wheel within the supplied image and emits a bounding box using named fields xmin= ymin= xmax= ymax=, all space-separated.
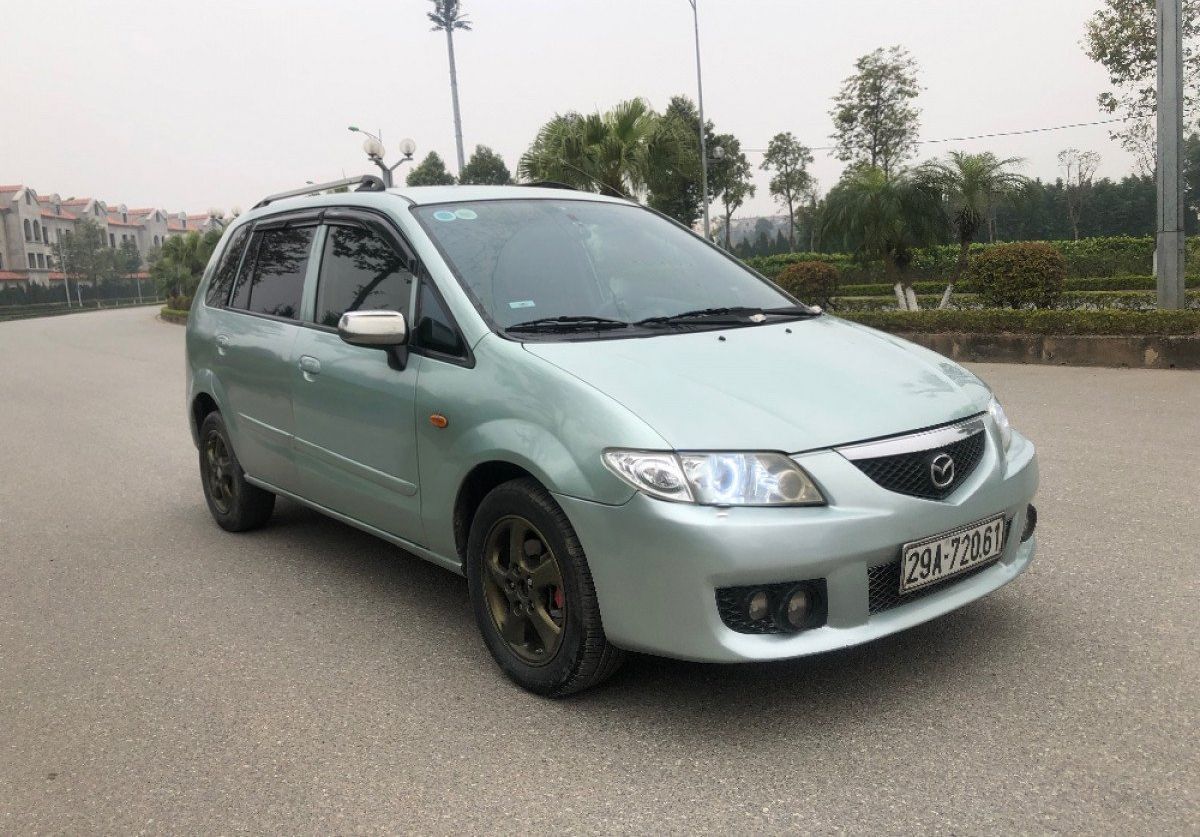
xmin=465 ymin=478 xmax=624 ymax=696
xmin=198 ymin=411 xmax=275 ymax=532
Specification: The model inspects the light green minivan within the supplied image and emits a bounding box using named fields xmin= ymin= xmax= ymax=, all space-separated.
xmin=186 ymin=177 xmax=1038 ymax=696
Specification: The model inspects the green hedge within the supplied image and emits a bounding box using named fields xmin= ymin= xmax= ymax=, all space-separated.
xmin=839 ymin=309 xmax=1200 ymax=336
xmin=835 ymin=290 xmax=1200 ymax=312
xmin=747 ymin=236 xmax=1200 ymax=282
xmin=835 ymin=275 xmax=1199 ymax=297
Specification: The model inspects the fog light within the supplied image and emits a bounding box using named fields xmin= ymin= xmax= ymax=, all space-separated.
xmin=746 ymin=590 xmax=770 ymax=622
xmin=1021 ymin=504 xmax=1038 ymax=542
xmin=780 ymin=586 xmax=812 ymax=631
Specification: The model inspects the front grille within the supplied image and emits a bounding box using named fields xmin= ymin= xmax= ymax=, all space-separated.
xmin=851 ymin=429 xmax=985 ymax=500
xmin=867 ymin=518 xmax=1012 ymax=614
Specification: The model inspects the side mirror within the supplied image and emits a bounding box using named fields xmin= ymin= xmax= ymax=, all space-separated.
xmin=337 ymin=310 xmax=408 ymax=347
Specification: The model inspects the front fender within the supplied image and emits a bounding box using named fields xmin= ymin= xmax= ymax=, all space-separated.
xmin=413 ymin=336 xmax=669 ymax=562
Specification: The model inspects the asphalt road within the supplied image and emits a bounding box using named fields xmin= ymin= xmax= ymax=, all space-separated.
xmin=1 ymin=308 xmax=1197 ymax=835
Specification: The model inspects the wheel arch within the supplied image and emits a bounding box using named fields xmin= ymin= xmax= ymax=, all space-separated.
xmin=452 ymin=460 xmax=541 ymax=561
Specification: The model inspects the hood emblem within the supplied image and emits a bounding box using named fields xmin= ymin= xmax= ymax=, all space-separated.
xmin=930 ymin=453 xmax=956 ymax=489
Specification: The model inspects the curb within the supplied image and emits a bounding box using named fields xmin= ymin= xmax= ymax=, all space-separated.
xmin=895 ymin=332 xmax=1200 ymax=370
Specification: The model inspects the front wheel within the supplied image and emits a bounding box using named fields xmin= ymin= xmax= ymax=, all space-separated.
xmin=465 ymin=478 xmax=624 ymax=697
xmin=198 ymin=411 xmax=275 ymax=532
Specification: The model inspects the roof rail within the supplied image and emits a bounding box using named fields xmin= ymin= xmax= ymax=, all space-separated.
xmin=252 ymin=175 xmax=387 ymax=210
xmin=521 ymin=181 xmax=579 ymax=192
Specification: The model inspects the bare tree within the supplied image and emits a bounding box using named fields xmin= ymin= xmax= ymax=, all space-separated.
xmin=1058 ymin=148 xmax=1101 ymax=240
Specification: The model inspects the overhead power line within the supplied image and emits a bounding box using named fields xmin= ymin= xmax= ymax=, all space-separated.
xmin=743 ymin=116 xmax=1131 ymax=154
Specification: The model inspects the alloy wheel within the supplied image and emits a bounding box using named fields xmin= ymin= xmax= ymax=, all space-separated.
xmin=203 ymin=431 xmax=236 ymax=515
xmin=481 ymin=515 xmax=567 ymax=665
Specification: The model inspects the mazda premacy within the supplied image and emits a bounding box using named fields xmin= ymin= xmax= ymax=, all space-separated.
xmin=186 ymin=177 xmax=1038 ymax=696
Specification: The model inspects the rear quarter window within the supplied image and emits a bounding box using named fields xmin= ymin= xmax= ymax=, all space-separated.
xmin=204 ymin=226 xmax=251 ymax=307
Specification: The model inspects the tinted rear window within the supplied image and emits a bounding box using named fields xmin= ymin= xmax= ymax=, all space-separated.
xmin=229 ymin=226 xmax=315 ymax=320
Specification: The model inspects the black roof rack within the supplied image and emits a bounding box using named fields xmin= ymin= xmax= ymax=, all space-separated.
xmin=521 ymin=181 xmax=579 ymax=192
xmin=252 ymin=175 xmax=387 ymax=209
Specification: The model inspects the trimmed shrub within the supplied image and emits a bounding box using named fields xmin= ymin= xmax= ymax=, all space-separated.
xmin=839 ymin=309 xmax=1200 ymax=336
xmin=167 ymin=294 xmax=194 ymax=311
xmin=775 ymin=261 xmax=840 ymax=307
xmin=966 ymin=242 xmax=1066 ymax=309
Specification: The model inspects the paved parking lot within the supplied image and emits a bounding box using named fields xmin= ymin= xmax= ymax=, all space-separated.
xmin=1 ymin=308 xmax=1197 ymax=834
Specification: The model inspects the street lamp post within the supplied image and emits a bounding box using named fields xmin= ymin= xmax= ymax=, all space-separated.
xmin=687 ymin=0 xmax=711 ymax=240
xmin=1156 ymin=0 xmax=1186 ymax=309
xmin=349 ymin=127 xmax=417 ymax=188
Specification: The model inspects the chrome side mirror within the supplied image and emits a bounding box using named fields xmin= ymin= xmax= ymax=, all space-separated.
xmin=337 ymin=310 xmax=408 ymax=347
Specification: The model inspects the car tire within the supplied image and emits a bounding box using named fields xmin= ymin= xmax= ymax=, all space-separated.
xmin=465 ymin=478 xmax=624 ymax=697
xmin=198 ymin=411 xmax=275 ymax=532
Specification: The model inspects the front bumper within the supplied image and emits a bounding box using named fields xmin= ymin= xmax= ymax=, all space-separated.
xmin=556 ymin=431 xmax=1038 ymax=663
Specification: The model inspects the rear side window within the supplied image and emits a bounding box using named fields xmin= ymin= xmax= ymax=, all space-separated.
xmin=229 ymin=226 xmax=315 ymax=320
xmin=415 ymin=280 xmax=467 ymax=358
xmin=204 ymin=225 xmax=251 ymax=307
xmin=314 ymin=225 xmax=413 ymax=328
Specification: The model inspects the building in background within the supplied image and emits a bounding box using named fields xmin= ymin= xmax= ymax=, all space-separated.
xmin=0 ymin=184 xmax=224 ymax=288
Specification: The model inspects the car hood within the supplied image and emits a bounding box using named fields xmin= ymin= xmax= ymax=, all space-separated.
xmin=522 ymin=316 xmax=993 ymax=452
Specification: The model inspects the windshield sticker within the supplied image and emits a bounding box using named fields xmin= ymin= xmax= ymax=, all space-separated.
xmin=453 ymin=208 xmax=478 ymax=220
xmin=432 ymin=210 xmax=457 ymax=222
xmin=508 ymin=300 xmax=536 ymax=309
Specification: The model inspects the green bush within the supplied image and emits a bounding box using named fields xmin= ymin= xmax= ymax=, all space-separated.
xmin=775 ymin=261 xmax=840 ymax=307
xmin=167 ymin=294 xmax=194 ymax=311
xmin=965 ymin=242 xmax=1066 ymax=309
xmin=840 ymin=309 xmax=1200 ymax=336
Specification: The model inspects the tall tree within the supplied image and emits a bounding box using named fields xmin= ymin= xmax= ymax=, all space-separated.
xmin=760 ymin=132 xmax=814 ymax=250
xmin=460 ymin=145 xmax=513 ymax=185
xmin=1084 ymin=0 xmax=1198 ymax=169
xmin=519 ymin=99 xmax=684 ymax=199
xmin=53 ymin=218 xmax=113 ymax=304
xmin=830 ymin=46 xmax=922 ymax=178
xmin=821 ymin=166 xmax=946 ymax=309
xmin=428 ymin=0 xmax=471 ymax=175
xmin=918 ymin=151 xmax=1030 ymax=306
xmin=645 ymin=96 xmax=714 ymax=226
xmin=1058 ymin=148 xmax=1102 ymax=240
xmin=406 ymin=151 xmax=458 ymax=186
xmin=709 ymin=134 xmax=755 ymax=250
xmin=116 ymin=238 xmax=143 ymax=301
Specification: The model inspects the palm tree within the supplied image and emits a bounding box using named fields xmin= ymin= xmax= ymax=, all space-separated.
xmin=919 ymin=151 xmax=1029 ymax=307
xmin=519 ymin=99 xmax=686 ymax=199
xmin=428 ymin=1 xmax=471 ymax=176
xmin=820 ymin=165 xmax=946 ymax=310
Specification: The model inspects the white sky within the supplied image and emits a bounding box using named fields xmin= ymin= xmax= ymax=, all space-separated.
xmin=1 ymin=0 xmax=1136 ymax=218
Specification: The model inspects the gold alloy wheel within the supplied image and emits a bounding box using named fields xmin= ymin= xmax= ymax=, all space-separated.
xmin=481 ymin=515 xmax=567 ymax=665
xmin=203 ymin=431 xmax=236 ymax=515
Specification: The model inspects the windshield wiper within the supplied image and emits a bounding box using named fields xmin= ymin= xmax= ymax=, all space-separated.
xmin=635 ymin=305 xmax=819 ymax=327
xmin=505 ymin=315 xmax=630 ymax=334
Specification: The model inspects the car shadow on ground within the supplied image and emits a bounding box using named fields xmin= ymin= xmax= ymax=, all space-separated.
xmin=249 ymin=499 xmax=1036 ymax=732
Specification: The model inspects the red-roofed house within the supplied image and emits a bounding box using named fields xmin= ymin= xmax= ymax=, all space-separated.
xmin=0 ymin=183 xmax=226 ymax=287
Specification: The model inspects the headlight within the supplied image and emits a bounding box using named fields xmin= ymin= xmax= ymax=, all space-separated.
xmin=988 ymin=396 xmax=1013 ymax=453
xmin=603 ymin=450 xmax=825 ymax=506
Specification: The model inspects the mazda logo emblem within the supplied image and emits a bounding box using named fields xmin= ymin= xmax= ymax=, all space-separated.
xmin=930 ymin=453 xmax=956 ymax=489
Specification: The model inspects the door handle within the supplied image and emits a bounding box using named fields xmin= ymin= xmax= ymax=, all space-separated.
xmin=298 ymin=355 xmax=322 ymax=376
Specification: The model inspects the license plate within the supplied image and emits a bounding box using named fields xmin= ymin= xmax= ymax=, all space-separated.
xmin=900 ymin=515 xmax=1006 ymax=594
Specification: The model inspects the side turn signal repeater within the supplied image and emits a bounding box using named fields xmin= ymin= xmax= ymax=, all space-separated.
xmin=430 ymin=414 xmax=449 ymax=429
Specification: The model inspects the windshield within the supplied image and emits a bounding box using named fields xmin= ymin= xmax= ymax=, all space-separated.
xmin=412 ymin=199 xmax=797 ymax=335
